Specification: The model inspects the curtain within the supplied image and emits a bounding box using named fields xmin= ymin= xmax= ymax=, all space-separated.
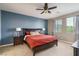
xmin=75 ymin=16 xmax=79 ymax=41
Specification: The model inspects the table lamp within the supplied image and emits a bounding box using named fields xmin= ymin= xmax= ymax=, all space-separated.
xmin=16 ymin=28 xmax=21 ymax=37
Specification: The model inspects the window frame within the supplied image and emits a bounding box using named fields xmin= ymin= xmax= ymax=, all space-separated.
xmin=54 ymin=19 xmax=62 ymax=33
xmin=66 ymin=17 xmax=75 ymax=32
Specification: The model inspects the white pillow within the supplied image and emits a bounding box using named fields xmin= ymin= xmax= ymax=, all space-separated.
xmin=30 ymin=31 xmax=40 ymax=35
xmin=24 ymin=35 xmax=27 ymax=40
xmin=30 ymin=32 xmax=35 ymax=35
xmin=35 ymin=31 xmax=40 ymax=35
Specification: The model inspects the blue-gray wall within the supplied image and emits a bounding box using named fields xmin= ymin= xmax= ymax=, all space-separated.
xmin=0 ymin=10 xmax=1 ymax=45
xmin=1 ymin=10 xmax=48 ymax=45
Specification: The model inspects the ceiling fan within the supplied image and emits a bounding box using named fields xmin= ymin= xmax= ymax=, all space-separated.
xmin=36 ymin=3 xmax=57 ymax=14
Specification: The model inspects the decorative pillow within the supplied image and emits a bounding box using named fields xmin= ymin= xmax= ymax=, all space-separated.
xmin=25 ymin=32 xmax=30 ymax=35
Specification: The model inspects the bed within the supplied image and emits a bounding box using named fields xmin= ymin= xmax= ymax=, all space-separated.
xmin=22 ymin=28 xmax=58 ymax=56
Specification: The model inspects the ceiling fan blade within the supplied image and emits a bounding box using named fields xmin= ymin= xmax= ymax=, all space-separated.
xmin=48 ymin=11 xmax=51 ymax=13
xmin=48 ymin=6 xmax=57 ymax=10
xmin=36 ymin=9 xmax=43 ymax=10
xmin=41 ymin=11 xmax=44 ymax=14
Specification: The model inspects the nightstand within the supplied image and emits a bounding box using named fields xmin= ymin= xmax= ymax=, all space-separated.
xmin=14 ymin=36 xmax=23 ymax=46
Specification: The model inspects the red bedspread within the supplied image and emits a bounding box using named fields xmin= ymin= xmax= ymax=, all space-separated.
xmin=25 ymin=34 xmax=57 ymax=48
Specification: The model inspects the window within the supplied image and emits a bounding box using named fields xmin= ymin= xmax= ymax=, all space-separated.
xmin=66 ymin=17 xmax=74 ymax=32
xmin=54 ymin=19 xmax=62 ymax=33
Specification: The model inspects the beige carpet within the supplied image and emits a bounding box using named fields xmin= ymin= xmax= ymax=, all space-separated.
xmin=0 ymin=40 xmax=73 ymax=56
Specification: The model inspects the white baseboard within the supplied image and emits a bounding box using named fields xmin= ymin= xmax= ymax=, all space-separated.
xmin=0 ymin=43 xmax=13 ymax=47
xmin=59 ymin=39 xmax=73 ymax=45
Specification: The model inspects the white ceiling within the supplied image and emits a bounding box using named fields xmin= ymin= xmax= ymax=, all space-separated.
xmin=0 ymin=3 xmax=79 ymax=19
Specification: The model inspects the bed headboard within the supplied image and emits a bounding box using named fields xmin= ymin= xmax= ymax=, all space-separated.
xmin=22 ymin=28 xmax=42 ymax=35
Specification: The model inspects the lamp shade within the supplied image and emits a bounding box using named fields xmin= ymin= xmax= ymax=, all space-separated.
xmin=16 ymin=28 xmax=21 ymax=31
xmin=42 ymin=28 xmax=45 ymax=31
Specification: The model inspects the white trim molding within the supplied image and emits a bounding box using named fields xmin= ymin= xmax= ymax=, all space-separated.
xmin=0 ymin=43 xmax=13 ymax=47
